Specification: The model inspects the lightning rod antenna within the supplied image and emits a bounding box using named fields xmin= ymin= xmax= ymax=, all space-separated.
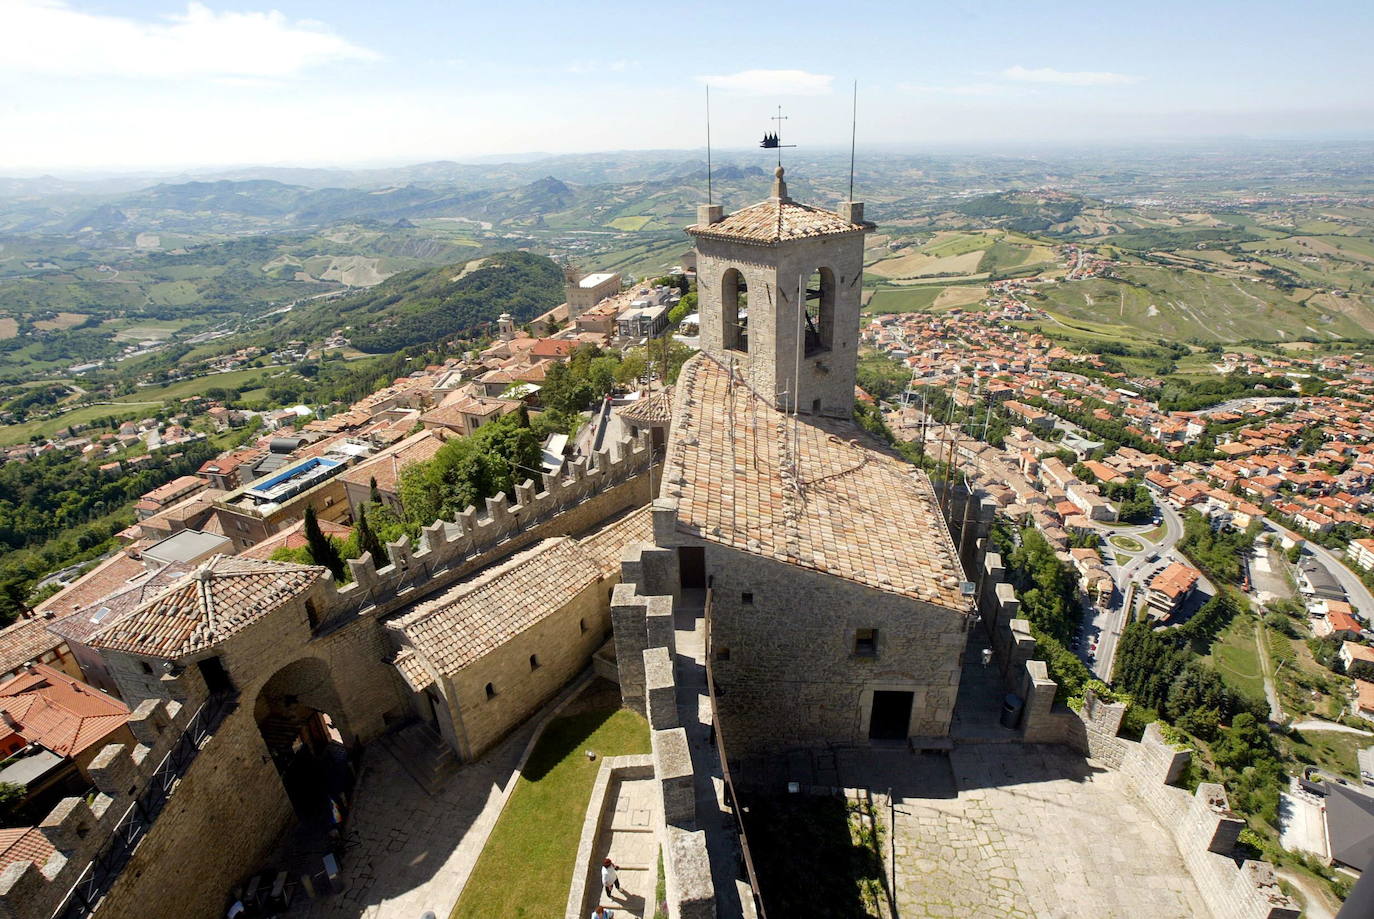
xmin=848 ymin=81 xmax=858 ymax=202
xmin=706 ymin=85 xmax=713 ymax=206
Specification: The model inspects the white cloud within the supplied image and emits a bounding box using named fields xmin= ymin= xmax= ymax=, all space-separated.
xmin=1003 ymin=65 xmax=1139 ymax=86
xmin=696 ymin=69 xmax=833 ymax=96
xmin=566 ymin=60 xmax=637 ymax=75
xmin=0 ymin=0 xmax=377 ymax=78
xmin=898 ymin=82 xmax=1020 ymax=97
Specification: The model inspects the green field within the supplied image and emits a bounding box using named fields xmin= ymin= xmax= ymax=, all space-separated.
xmin=864 ymin=286 xmax=944 ymax=313
xmin=1205 ymin=615 xmax=1266 ymax=702
xmin=608 ymin=216 xmax=651 ymax=231
xmin=0 ymin=367 xmax=275 ymax=446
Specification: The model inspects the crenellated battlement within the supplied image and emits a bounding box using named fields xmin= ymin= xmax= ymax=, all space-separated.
xmin=326 ymin=432 xmax=652 ymax=619
xmin=0 ymin=662 xmax=221 ymax=919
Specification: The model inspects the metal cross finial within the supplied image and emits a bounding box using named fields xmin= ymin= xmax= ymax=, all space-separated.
xmin=759 ymin=104 xmax=795 ymax=166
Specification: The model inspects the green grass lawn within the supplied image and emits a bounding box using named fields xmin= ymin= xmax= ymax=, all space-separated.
xmin=1140 ymin=521 xmax=1168 ymax=543
xmin=1109 ymin=534 xmax=1145 ymax=553
xmin=451 ymin=693 xmax=649 ymax=919
xmin=1206 ymin=615 xmax=1266 ymax=702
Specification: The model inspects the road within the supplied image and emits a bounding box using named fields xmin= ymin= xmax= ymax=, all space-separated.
xmin=1262 ymin=519 xmax=1374 ymax=621
xmin=1085 ymin=501 xmax=1195 ymax=680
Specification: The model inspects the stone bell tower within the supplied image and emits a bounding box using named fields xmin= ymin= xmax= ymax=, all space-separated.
xmin=687 ymin=166 xmax=872 ymax=417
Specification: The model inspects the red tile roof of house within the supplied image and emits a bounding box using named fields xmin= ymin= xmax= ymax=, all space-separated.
xmin=0 ymin=826 xmax=55 ymax=874
xmin=0 ymin=663 xmax=129 ymax=758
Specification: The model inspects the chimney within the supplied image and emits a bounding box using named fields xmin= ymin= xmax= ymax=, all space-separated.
xmin=841 ymin=201 xmax=865 ymax=224
xmin=696 ymin=204 xmax=723 ymax=226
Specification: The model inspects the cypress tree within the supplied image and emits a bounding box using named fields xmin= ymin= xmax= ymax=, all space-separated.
xmin=303 ymin=505 xmax=344 ymax=581
xmin=357 ymin=505 xmax=388 ymax=567
xmin=369 ymin=475 xmax=382 ymax=506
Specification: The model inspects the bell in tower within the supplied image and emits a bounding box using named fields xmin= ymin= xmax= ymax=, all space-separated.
xmin=686 ymin=166 xmax=872 ymax=417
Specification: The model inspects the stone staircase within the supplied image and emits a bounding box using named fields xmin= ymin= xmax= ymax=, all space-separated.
xmin=381 ymin=721 xmax=458 ymax=795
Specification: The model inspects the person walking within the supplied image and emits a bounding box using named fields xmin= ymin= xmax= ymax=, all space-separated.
xmin=601 ymin=856 xmax=624 ymax=898
xmin=590 ymin=906 xmax=614 ymax=919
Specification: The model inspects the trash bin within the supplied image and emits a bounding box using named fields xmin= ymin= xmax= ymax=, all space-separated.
xmin=1000 ymin=693 xmax=1024 ymax=729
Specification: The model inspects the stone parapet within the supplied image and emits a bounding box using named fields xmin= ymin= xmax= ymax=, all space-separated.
xmin=0 ymin=669 xmax=213 ymax=919
xmin=565 ymin=754 xmax=655 ymax=919
xmin=333 ymin=432 xmax=652 ymax=625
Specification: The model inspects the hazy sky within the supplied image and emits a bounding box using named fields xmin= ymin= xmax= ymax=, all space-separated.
xmin=2 ymin=0 xmax=1372 ymax=173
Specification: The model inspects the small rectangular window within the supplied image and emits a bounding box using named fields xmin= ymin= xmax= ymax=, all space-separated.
xmin=855 ymin=629 xmax=878 ymax=657
xmin=714 ymin=647 xmax=731 ymax=661
xmin=741 ymin=591 xmax=754 ymax=605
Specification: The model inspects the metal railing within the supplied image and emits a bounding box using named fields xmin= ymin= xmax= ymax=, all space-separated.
xmin=52 ymin=691 xmax=239 ymax=919
xmin=702 ymin=587 xmax=768 ymax=919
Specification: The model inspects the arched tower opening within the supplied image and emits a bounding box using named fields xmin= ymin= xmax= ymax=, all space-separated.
xmin=803 ymin=266 xmax=836 ymax=356
xmin=721 ymin=267 xmax=749 ymax=353
xmin=254 ymin=657 xmax=355 ymax=820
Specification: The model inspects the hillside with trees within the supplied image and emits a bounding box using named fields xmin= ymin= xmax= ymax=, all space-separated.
xmin=284 ymin=251 xmax=564 ymax=352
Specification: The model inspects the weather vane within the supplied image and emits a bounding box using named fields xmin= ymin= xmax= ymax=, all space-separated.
xmin=760 ymin=105 xmax=795 ymax=167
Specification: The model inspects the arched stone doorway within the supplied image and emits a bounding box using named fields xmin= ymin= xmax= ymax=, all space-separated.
xmin=254 ymin=657 xmax=355 ymax=820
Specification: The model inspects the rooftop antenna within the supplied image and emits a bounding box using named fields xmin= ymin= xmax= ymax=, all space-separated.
xmin=705 ymin=85 xmax=713 ymax=206
xmin=848 ymin=80 xmax=858 ymax=202
xmin=760 ymin=105 xmax=795 ymax=168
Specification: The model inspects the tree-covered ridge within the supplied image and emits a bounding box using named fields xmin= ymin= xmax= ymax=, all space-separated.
xmin=292 ymin=251 xmax=565 ymax=353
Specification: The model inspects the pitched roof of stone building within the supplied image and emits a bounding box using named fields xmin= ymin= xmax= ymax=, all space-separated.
xmin=686 ymin=167 xmax=869 ymax=245
xmin=663 ymin=354 xmax=971 ymax=611
xmin=88 ymin=556 xmax=324 ymax=659
xmin=47 ymin=562 xmax=192 ymax=646
xmin=394 ymin=508 xmax=650 ymax=674
xmin=617 ymin=388 xmax=675 ymax=426
xmin=391 ymin=649 xmax=434 ymax=692
xmin=0 ymin=618 xmax=68 ymax=677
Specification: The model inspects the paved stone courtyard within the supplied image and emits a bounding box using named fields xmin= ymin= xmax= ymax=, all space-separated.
xmin=840 ymin=745 xmax=1212 ymax=919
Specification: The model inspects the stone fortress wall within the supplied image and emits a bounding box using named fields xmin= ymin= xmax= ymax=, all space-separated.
xmin=972 ymin=530 xmax=1299 ymax=919
xmin=611 ymin=520 xmax=721 ymax=919
xmin=2 ymin=434 xmax=654 ymax=919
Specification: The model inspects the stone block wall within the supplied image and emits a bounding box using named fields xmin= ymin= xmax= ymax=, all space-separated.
xmin=689 ymin=542 xmax=968 ymax=754
xmin=0 ymin=665 xmax=266 ymax=919
xmin=611 ymin=547 xmax=717 ymax=919
xmin=975 ymin=536 xmax=1297 ymax=919
xmin=441 ymin=578 xmax=612 ymax=761
xmin=565 ymin=754 xmax=655 ymax=919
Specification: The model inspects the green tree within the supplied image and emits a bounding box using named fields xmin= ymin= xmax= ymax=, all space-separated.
xmin=355 ymin=505 xmax=389 ymax=568
xmin=0 ymin=782 xmax=25 ymax=824
xmin=303 ymin=506 xmax=344 ymax=581
xmin=369 ymin=476 xmax=382 ymax=506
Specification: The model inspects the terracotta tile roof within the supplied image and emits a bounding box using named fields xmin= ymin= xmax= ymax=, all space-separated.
xmin=339 ymin=429 xmax=449 ymax=494
xmin=35 ymin=551 xmax=149 ymax=616
xmin=88 ymin=556 xmax=324 ymax=659
xmin=663 ymin=354 xmax=971 ymax=610
xmin=0 ymin=827 xmax=54 ymax=874
xmin=617 ymin=388 xmax=674 ymax=426
xmin=1149 ymin=562 xmax=1201 ymax=599
xmin=47 ymin=562 xmax=192 ymax=646
xmin=391 ymin=650 xmax=433 ymax=691
xmin=394 ymin=508 xmax=650 ymax=673
xmin=0 ymin=618 xmax=67 ymax=677
xmin=239 ymin=518 xmax=352 ymax=561
xmin=0 ymin=663 xmax=129 ymax=757
xmin=687 ymin=176 xmax=869 ymax=245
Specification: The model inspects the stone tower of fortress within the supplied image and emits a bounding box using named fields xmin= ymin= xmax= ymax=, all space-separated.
xmin=688 ymin=165 xmax=872 ymax=418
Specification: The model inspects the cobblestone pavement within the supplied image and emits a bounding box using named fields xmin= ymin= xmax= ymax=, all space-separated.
xmin=840 ymin=745 xmax=1211 ymax=919
xmin=279 ymin=680 xmax=599 ymax=918
xmin=286 ymin=718 xmax=537 ymax=918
